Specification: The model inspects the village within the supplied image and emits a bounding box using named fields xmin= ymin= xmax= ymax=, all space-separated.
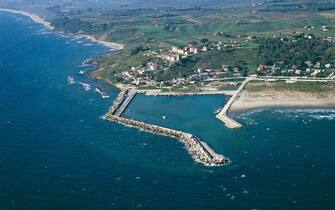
xmin=116 ymin=38 xmax=248 ymax=88
xmin=256 ymin=61 xmax=334 ymax=78
xmin=113 ymin=31 xmax=335 ymax=90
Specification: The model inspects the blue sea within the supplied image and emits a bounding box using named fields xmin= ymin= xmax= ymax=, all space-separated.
xmin=1 ymin=11 xmax=335 ymax=210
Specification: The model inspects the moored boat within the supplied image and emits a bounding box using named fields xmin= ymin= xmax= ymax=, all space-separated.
xmin=67 ymin=76 xmax=75 ymax=84
xmin=79 ymin=82 xmax=91 ymax=91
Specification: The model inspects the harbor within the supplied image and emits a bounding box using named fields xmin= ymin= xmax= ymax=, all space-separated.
xmin=105 ymin=89 xmax=229 ymax=166
xmin=3 ymin=6 xmax=335 ymax=209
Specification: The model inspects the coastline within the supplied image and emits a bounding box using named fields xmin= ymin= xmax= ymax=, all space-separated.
xmin=230 ymin=90 xmax=335 ymax=112
xmin=76 ymin=34 xmax=124 ymax=51
xmin=0 ymin=8 xmax=124 ymax=51
xmin=0 ymin=8 xmax=54 ymax=30
xmin=2 ymin=7 xmax=334 ymax=114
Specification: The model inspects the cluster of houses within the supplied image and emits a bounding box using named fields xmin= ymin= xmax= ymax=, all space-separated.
xmin=160 ymin=44 xmax=200 ymax=64
xmin=160 ymin=65 xmax=243 ymax=87
xmin=161 ymin=45 xmax=205 ymax=63
xmin=291 ymin=32 xmax=335 ymax=43
xmin=304 ymin=25 xmax=330 ymax=32
xmin=160 ymin=41 xmax=245 ymax=66
xmin=117 ymin=31 xmax=334 ymax=88
xmin=117 ymin=59 xmax=245 ymax=87
xmin=120 ymin=41 xmax=248 ymax=86
xmin=304 ymin=61 xmax=332 ymax=77
xmin=257 ymin=61 xmax=333 ymax=77
xmin=172 ymin=45 xmax=200 ymax=55
xmin=324 ymin=36 xmax=335 ymax=43
xmin=214 ymin=32 xmax=256 ymax=40
xmin=119 ymin=62 xmax=157 ymax=86
xmin=191 ymin=65 xmax=242 ymax=81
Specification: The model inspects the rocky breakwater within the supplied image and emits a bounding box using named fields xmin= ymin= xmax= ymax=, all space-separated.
xmin=106 ymin=115 xmax=229 ymax=166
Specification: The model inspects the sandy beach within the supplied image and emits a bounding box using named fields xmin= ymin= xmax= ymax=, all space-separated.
xmin=0 ymin=8 xmax=124 ymax=50
xmin=0 ymin=8 xmax=54 ymax=30
xmin=77 ymin=34 xmax=124 ymax=50
xmin=230 ymin=90 xmax=335 ymax=112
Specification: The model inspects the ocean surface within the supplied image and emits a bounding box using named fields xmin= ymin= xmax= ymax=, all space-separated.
xmin=1 ymin=11 xmax=335 ymax=210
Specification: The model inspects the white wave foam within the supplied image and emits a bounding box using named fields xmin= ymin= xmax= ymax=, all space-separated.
xmin=273 ymin=109 xmax=335 ymax=121
xmin=309 ymin=114 xmax=335 ymax=120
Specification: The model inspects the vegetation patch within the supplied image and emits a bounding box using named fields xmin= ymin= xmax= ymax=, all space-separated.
xmin=246 ymin=81 xmax=335 ymax=93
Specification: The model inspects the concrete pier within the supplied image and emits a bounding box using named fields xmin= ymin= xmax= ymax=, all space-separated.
xmin=114 ymin=89 xmax=136 ymax=117
xmin=217 ymin=114 xmax=243 ymax=129
xmin=105 ymin=89 xmax=229 ymax=166
xmin=106 ymin=89 xmax=127 ymax=116
xmin=216 ymin=78 xmax=251 ymax=129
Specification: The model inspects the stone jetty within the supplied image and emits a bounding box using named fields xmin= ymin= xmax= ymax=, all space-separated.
xmin=105 ymin=89 xmax=229 ymax=166
xmin=216 ymin=78 xmax=251 ymax=129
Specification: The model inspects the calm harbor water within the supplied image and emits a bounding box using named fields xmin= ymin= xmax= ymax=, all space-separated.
xmin=1 ymin=11 xmax=335 ymax=210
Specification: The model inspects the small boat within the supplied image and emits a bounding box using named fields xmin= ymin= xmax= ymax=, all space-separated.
xmin=162 ymin=115 xmax=167 ymax=120
xmin=67 ymin=76 xmax=75 ymax=84
xmin=214 ymin=107 xmax=222 ymax=114
xmin=95 ymin=87 xmax=103 ymax=94
xmin=102 ymin=94 xmax=110 ymax=99
xmin=79 ymin=82 xmax=91 ymax=91
xmin=95 ymin=87 xmax=110 ymax=99
xmin=81 ymin=58 xmax=92 ymax=67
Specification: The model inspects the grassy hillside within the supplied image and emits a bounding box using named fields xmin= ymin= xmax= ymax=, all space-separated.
xmin=46 ymin=1 xmax=335 ymax=84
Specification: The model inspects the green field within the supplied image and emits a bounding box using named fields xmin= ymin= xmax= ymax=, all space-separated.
xmin=48 ymin=1 xmax=335 ymax=84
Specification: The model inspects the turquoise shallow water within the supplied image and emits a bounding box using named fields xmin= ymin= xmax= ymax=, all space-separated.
xmin=1 ymin=11 xmax=335 ymax=210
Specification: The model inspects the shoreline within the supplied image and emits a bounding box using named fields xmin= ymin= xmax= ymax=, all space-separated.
xmin=75 ymin=34 xmax=124 ymax=51
xmin=0 ymin=8 xmax=124 ymax=51
xmin=230 ymin=90 xmax=335 ymax=112
xmin=0 ymin=8 xmax=54 ymax=30
xmin=3 ymin=7 xmax=334 ymax=114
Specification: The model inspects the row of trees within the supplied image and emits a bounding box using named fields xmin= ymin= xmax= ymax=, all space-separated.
xmin=257 ymin=35 xmax=335 ymax=70
xmin=51 ymin=17 xmax=112 ymax=35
